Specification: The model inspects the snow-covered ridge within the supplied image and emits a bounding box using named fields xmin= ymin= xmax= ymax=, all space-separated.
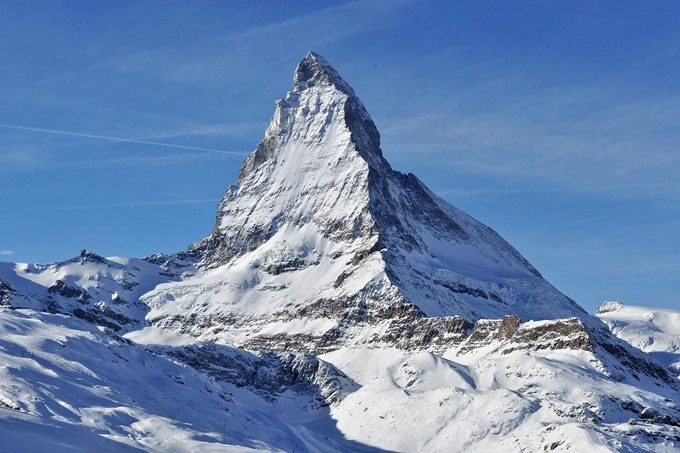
xmin=0 ymin=249 xmax=189 ymax=332
xmin=597 ymin=301 xmax=680 ymax=378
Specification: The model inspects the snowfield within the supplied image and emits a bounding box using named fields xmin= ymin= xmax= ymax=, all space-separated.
xmin=1 ymin=53 xmax=678 ymax=452
xmin=597 ymin=301 xmax=680 ymax=379
xmin=1 ymin=307 xmax=678 ymax=452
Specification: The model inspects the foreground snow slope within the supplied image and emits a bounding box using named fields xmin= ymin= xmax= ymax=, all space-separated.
xmin=0 ymin=308 xmax=378 ymax=452
xmin=598 ymin=301 xmax=680 ymax=378
xmin=324 ymin=344 xmax=679 ymax=452
xmin=1 ymin=307 xmax=678 ymax=452
xmin=0 ymin=53 xmax=679 ymax=452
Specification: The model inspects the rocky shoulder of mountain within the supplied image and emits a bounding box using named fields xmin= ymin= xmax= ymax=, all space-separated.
xmin=148 ymin=342 xmax=359 ymax=408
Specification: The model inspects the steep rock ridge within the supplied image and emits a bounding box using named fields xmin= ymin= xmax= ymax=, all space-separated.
xmin=455 ymin=315 xmax=676 ymax=387
xmin=457 ymin=316 xmax=593 ymax=355
xmin=144 ymin=52 xmax=585 ymax=351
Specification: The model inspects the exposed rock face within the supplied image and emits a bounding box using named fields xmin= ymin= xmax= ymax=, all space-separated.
xmin=458 ymin=316 xmax=593 ymax=355
xmin=48 ymin=279 xmax=90 ymax=300
xmin=0 ymin=280 xmax=13 ymax=307
xmin=160 ymin=344 xmax=358 ymax=407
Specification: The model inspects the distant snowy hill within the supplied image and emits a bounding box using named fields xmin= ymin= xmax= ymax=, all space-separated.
xmin=598 ymin=301 xmax=680 ymax=379
xmin=0 ymin=53 xmax=678 ymax=452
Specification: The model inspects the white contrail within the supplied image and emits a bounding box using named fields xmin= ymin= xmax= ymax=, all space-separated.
xmin=0 ymin=123 xmax=248 ymax=156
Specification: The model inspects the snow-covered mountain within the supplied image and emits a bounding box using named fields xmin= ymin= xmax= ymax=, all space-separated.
xmin=0 ymin=249 xmax=194 ymax=332
xmin=0 ymin=53 xmax=679 ymax=452
xmin=143 ymin=52 xmax=586 ymax=351
xmin=597 ymin=301 xmax=680 ymax=379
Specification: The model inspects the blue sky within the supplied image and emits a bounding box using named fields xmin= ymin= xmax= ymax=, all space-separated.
xmin=1 ymin=1 xmax=679 ymax=312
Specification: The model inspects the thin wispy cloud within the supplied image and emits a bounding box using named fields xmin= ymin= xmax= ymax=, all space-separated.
xmin=379 ymin=71 xmax=680 ymax=204
xmin=0 ymin=250 xmax=15 ymax=256
xmin=0 ymin=150 xmax=240 ymax=173
xmin=102 ymin=0 xmax=413 ymax=85
xmin=0 ymin=147 xmax=43 ymax=167
xmin=143 ymin=121 xmax=267 ymax=140
xmin=540 ymin=237 xmax=680 ymax=280
xmin=50 ymin=199 xmax=218 ymax=211
xmin=216 ymin=0 xmax=410 ymax=45
xmin=432 ymin=187 xmax=534 ymax=197
xmin=55 ymin=152 xmax=237 ymax=170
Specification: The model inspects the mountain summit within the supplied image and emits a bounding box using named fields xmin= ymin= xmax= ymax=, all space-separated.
xmin=294 ymin=52 xmax=357 ymax=94
xmin=146 ymin=52 xmax=587 ymax=350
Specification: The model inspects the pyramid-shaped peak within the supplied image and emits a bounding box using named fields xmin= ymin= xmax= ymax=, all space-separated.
xmin=293 ymin=52 xmax=356 ymax=96
xmin=193 ymin=52 xmax=586 ymax=329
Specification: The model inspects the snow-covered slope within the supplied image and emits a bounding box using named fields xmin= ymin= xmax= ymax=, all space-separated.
xmin=1 ymin=53 xmax=679 ymax=452
xmin=324 ymin=343 xmax=680 ymax=452
xmin=0 ymin=308 xmax=370 ymax=452
xmin=1 ymin=307 xmax=678 ymax=452
xmin=598 ymin=301 xmax=680 ymax=378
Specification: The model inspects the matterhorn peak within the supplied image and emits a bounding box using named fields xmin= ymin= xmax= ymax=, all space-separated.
xmin=188 ymin=52 xmax=585 ymax=326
